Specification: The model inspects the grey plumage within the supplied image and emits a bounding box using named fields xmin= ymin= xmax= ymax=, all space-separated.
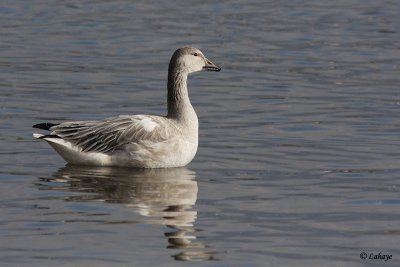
xmin=33 ymin=47 xmax=220 ymax=167
xmin=49 ymin=115 xmax=171 ymax=153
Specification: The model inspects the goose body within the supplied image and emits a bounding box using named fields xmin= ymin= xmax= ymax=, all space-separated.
xmin=33 ymin=47 xmax=220 ymax=168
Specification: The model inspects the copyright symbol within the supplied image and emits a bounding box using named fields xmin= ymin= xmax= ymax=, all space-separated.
xmin=360 ymin=252 xmax=368 ymax=259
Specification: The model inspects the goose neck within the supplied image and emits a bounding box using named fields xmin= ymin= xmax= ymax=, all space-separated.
xmin=167 ymin=71 xmax=192 ymax=118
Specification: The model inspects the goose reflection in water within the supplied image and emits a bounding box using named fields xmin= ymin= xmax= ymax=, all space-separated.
xmin=38 ymin=165 xmax=217 ymax=261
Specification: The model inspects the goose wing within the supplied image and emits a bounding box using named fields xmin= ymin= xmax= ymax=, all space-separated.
xmin=49 ymin=115 xmax=171 ymax=153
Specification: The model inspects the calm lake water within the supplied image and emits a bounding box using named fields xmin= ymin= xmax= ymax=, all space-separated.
xmin=1 ymin=0 xmax=399 ymax=266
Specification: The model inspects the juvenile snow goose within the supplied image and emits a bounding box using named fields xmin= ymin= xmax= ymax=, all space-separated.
xmin=33 ymin=47 xmax=220 ymax=168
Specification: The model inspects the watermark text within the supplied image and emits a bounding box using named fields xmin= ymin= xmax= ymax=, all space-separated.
xmin=360 ymin=252 xmax=392 ymax=262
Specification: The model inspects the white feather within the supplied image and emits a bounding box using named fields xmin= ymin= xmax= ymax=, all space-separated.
xmin=137 ymin=117 xmax=158 ymax=132
xmin=33 ymin=133 xmax=44 ymax=139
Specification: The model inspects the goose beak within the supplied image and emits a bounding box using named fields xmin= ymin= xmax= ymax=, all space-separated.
xmin=203 ymin=58 xmax=221 ymax=72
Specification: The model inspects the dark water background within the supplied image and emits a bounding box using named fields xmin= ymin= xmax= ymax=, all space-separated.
xmin=1 ymin=0 xmax=399 ymax=266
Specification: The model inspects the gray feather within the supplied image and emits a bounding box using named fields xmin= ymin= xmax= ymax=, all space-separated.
xmin=50 ymin=115 xmax=174 ymax=154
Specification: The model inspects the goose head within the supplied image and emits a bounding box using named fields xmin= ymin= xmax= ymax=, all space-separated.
xmin=169 ymin=47 xmax=221 ymax=74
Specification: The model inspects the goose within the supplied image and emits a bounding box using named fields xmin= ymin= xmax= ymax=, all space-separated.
xmin=33 ymin=47 xmax=221 ymax=168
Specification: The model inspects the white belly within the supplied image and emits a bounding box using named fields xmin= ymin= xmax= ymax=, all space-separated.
xmin=120 ymin=137 xmax=198 ymax=168
xmin=47 ymin=136 xmax=198 ymax=168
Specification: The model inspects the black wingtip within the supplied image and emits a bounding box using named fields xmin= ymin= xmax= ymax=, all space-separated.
xmin=32 ymin=122 xmax=59 ymax=131
xmin=33 ymin=134 xmax=61 ymax=139
xmin=37 ymin=134 xmax=61 ymax=139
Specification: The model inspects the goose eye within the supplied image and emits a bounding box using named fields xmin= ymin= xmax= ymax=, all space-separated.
xmin=193 ymin=53 xmax=198 ymax=56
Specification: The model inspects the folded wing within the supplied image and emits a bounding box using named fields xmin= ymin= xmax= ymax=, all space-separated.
xmin=48 ymin=115 xmax=170 ymax=153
